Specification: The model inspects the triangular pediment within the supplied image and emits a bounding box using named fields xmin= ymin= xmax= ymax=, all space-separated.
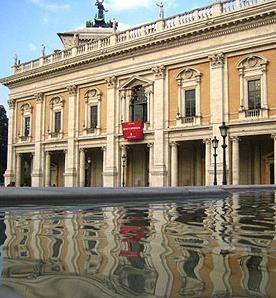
xmin=120 ymin=76 xmax=153 ymax=90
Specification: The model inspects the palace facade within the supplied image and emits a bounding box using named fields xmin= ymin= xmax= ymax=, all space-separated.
xmin=1 ymin=0 xmax=276 ymax=187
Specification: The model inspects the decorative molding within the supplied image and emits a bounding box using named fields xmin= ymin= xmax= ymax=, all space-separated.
xmin=230 ymin=136 xmax=240 ymax=143
xmin=203 ymin=138 xmax=211 ymax=145
xmin=170 ymin=141 xmax=179 ymax=147
xmin=49 ymin=96 xmax=64 ymax=108
xmin=20 ymin=103 xmax=33 ymax=114
xmin=66 ymin=85 xmax=77 ymax=95
xmin=152 ymin=65 xmax=166 ymax=79
xmin=105 ymin=76 xmax=117 ymax=88
xmin=209 ymin=53 xmax=225 ymax=68
xmin=35 ymin=92 xmax=44 ymax=103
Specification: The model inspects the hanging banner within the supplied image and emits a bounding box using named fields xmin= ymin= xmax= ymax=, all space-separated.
xmin=122 ymin=121 xmax=144 ymax=141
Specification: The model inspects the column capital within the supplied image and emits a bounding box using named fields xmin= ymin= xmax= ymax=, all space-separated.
xmin=105 ymin=76 xmax=117 ymax=89
xmin=80 ymin=148 xmax=86 ymax=153
xmin=170 ymin=141 xmax=179 ymax=147
xmin=152 ymin=65 xmax=166 ymax=79
xmin=147 ymin=143 xmax=154 ymax=148
xmin=230 ymin=136 xmax=240 ymax=143
xmin=101 ymin=146 xmax=106 ymax=151
xmin=66 ymin=85 xmax=77 ymax=95
xmin=35 ymin=92 xmax=44 ymax=103
xmin=271 ymin=134 xmax=276 ymax=140
xmin=209 ymin=53 xmax=225 ymax=68
xmin=8 ymin=99 xmax=16 ymax=109
xmin=203 ymin=138 xmax=212 ymax=145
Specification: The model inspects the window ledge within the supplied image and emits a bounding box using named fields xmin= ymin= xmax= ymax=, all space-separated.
xmin=48 ymin=131 xmax=64 ymax=139
xmin=84 ymin=127 xmax=101 ymax=136
xmin=18 ymin=135 xmax=31 ymax=143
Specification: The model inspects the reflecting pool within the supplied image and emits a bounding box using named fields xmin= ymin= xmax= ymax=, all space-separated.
xmin=0 ymin=191 xmax=275 ymax=297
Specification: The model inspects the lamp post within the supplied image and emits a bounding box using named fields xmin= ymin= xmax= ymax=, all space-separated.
xmin=122 ymin=154 xmax=127 ymax=187
xmin=87 ymin=156 xmax=92 ymax=187
xmin=212 ymin=137 xmax=219 ymax=186
xmin=219 ymin=122 xmax=229 ymax=185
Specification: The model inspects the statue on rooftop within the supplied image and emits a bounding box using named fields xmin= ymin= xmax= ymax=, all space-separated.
xmin=156 ymin=2 xmax=164 ymax=19
xmin=13 ymin=54 xmax=18 ymax=66
xmin=95 ymin=0 xmax=108 ymax=21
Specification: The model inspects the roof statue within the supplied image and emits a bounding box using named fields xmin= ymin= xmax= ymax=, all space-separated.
xmin=156 ymin=2 xmax=164 ymax=19
xmin=86 ymin=0 xmax=116 ymax=29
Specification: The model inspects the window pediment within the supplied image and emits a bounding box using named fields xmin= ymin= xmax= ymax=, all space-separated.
xmin=120 ymin=76 xmax=153 ymax=90
xmin=84 ymin=88 xmax=101 ymax=103
xmin=20 ymin=103 xmax=33 ymax=115
xmin=237 ymin=55 xmax=267 ymax=72
xmin=176 ymin=68 xmax=201 ymax=84
xmin=49 ymin=96 xmax=64 ymax=109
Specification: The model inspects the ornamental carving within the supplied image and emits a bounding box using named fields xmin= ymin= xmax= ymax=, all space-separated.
xmin=8 ymin=99 xmax=15 ymax=109
xmin=152 ymin=65 xmax=166 ymax=79
xmin=105 ymin=76 xmax=117 ymax=88
xmin=66 ymin=85 xmax=77 ymax=95
xmin=209 ymin=53 xmax=225 ymax=68
xmin=35 ymin=92 xmax=44 ymax=103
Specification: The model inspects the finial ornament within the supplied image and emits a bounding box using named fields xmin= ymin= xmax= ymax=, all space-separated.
xmin=156 ymin=2 xmax=164 ymax=19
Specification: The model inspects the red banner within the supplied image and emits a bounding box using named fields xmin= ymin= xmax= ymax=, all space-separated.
xmin=122 ymin=121 xmax=144 ymax=141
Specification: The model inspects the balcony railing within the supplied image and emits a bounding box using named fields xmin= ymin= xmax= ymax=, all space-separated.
xmin=245 ymin=109 xmax=261 ymax=118
xmin=10 ymin=0 xmax=272 ymax=75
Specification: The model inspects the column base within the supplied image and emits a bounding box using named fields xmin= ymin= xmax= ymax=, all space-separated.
xmin=4 ymin=171 xmax=15 ymax=187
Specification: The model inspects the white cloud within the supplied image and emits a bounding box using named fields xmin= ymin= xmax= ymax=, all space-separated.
xmin=28 ymin=43 xmax=38 ymax=52
xmin=28 ymin=0 xmax=71 ymax=13
xmin=106 ymin=0 xmax=151 ymax=11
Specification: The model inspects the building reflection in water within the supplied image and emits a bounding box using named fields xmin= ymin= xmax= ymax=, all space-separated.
xmin=0 ymin=192 xmax=275 ymax=297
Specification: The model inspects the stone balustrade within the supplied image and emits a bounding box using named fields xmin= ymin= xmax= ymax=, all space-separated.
xmin=11 ymin=0 xmax=272 ymax=75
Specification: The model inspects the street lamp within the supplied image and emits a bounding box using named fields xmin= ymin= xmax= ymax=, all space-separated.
xmin=212 ymin=137 xmax=219 ymax=186
xmin=122 ymin=154 xmax=127 ymax=187
xmin=219 ymin=122 xmax=229 ymax=185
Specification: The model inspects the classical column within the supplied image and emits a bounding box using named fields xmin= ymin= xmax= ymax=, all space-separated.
xmin=147 ymin=143 xmax=154 ymax=186
xmin=103 ymin=76 xmax=118 ymax=187
xmin=203 ymin=138 xmax=211 ymax=186
xmin=65 ymin=85 xmax=77 ymax=187
xmin=195 ymin=145 xmax=202 ymax=186
xmin=121 ymin=145 xmax=127 ymax=187
xmin=32 ymin=93 xmax=44 ymax=187
xmin=79 ymin=149 xmax=86 ymax=187
xmin=15 ymin=153 xmax=22 ymax=187
xmin=4 ymin=99 xmax=16 ymax=186
xmin=151 ymin=65 xmax=167 ymax=186
xmin=170 ymin=142 xmax=178 ymax=187
xmin=209 ymin=53 xmax=229 ymax=185
xmin=45 ymin=151 xmax=51 ymax=187
xmin=254 ymin=143 xmax=261 ymax=184
xmin=272 ymin=134 xmax=276 ymax=184
xmin=232 ymin=137 xmax=240 ymax=185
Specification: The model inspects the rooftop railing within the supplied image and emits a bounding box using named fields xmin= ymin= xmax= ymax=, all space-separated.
xmin=11 ymin=0 xmax=272 ymax=75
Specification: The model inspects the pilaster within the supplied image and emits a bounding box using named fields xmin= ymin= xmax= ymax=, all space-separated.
xmin=209 ymin=53 xmax=229 ymax=185
xmin=65 ymin=85 xmax=77 ymax=187
xmin=32 ymin=92 xmax=44 ymax=187
xmin=4 ymin=98 xmax=16 ymax=186
xmin=103 ymin=76 xmax=118 ymax=187
xmin=15 ymin=153 xmax=22 ymax=187
xmin=170 ymin=142 xmax=178 ymax=187
xmin=203 ymin=138 xmax=212 ymax=186
xmin=231 ymin=137 xmax=240 ymax=185
xmin=151 ymin=65 xmax=167 ymax=186
xmin=79 ymin=149 xmax=86 ymax=187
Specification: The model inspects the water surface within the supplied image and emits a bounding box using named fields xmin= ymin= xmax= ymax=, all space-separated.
xmin=0 ymin=192 xmax=275 ymax=297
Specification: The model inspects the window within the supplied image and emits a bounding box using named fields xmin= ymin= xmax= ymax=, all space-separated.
xmin=24 ymin=117 xmax=30 ymax=137
xmin=90 ymin=105 xmax=98 ymax=129
xmin=248 ymin=80 xmax=261 ymax=110
xmin=84 ymin=88 xmax=101 ymax=134
xmin=130 ymin=85 xmax=148 ymax=122
xmin=176 ymin=68 xmax=201 ymax=126
xmin=237 ymin=55 xmax=268 ymax=119
xmin=54 ymin=111 xmax=61 ymax=133
xmin=185 ymin=89 xmax=196 ymax=117
xmin=49 ymin=96 xmax=64 ymax=137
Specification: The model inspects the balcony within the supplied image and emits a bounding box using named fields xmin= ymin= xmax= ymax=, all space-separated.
xmin=239 ymin=108 xmax=268 ymax=121
xmin=175 ymin=114 xmax=201 ymax=127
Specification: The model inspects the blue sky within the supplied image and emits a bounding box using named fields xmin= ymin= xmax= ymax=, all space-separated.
xmin=0 ymin=0 xmax=210 ymax=110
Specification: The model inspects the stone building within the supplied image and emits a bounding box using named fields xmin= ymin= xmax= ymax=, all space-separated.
xmin=1 ymin=0 xmax=276 ymax=187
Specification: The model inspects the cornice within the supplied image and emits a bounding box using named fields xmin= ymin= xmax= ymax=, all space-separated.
xmin=1 ymin=4 xmax=276 ymax=88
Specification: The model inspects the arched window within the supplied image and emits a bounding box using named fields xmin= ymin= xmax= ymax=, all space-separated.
xmin=84 ymin=88 xmax=101 ymax=135
xmin=130 ymin=85 xmax=148 ymax=122
xmin=19 ymin=103 xmax=33 ymax=142
xmin=49 ymin=96 xmax=64 ymax=138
